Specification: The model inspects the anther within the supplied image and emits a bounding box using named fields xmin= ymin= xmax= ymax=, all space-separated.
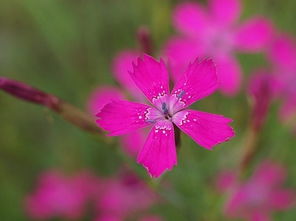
xmin=162 ymin=103 xmax=169 ymax=115
xmin=146 ymin=119 xmax=156 ymax=123
xmin=177 ymin=90 xmax=185 ymax=98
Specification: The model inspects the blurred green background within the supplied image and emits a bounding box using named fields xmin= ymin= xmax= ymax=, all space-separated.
xmin=0 ymin=0 xmax=296 ymax=220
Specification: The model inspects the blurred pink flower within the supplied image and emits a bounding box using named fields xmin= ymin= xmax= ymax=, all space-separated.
xmin=97 ymin=54 xmax=235 ymax=177
xmin=164 ymin=0 xmax=274 ymax=96
xmin=26 ymin=170 xmax=161 ymax=221
xmin=216 ymin=170 xmax=237 ymax=192
xmin=267 ymin=34 xmax=296 ymax=121
xmin=247 ymin=70 xmax=277 ymax=131
xmin=219 ymin=161 xmax=295 ymax=220
xmin=25 ymin=170 xmax=99 ymax=220
xmin=88 ymin=87 xmax=124 ymax=116
xmin=88 ymin=50 xmax=146 ymax=157
xmin=112 ymin=51 xmax=144 ymax=100
xmin=95 ymin=171 xmax=158 ymax=221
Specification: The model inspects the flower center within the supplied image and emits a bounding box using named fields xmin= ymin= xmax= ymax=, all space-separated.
xmin=204 ymin=26 xmax=234 ymax=56
xmin=161 ymin=103 xmax=172 ymax=120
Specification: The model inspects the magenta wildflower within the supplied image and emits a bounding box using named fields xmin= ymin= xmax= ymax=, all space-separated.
xmin=164 ymin=0 xmax=274 ymax=95
xmin=96 ymin=54 xmax=235 ymax=177
xmin=25 ymin=170 xmax=98 ymax=220
xmin=267 ymin=34 xmax=296 ymax=121
xmin=94 ymin=171 xmax=159 ymax=221
xmin=218 ymin=161 xmax=296 ymax=220
xmin=26 ymin=169 xmax=159 ymax=221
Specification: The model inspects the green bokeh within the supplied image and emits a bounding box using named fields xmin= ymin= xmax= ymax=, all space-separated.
xmin=0 ymin=0 xmax=296 ymax=220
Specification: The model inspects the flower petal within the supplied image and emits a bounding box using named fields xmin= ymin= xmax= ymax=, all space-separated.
xmin=131 ymin=54 xmax=170 ymax=109
xmin=137 ymin=120 xmax=177 ymax=178
xmin=252 ymin=161 xmax=286 ymax=187
xmin=224 ymin=188 xmax=248 ymax=218
xmin=269 ymin=189 xmax=296 ymax=210
xmin=215 ymin=56 xmax=241 ymax=96
xmin=268 ymin=34 xmax=296 ymax=69
xmin=170 ymin=59 xmax=218 ymax=111
xmin=172 ymin=110 xmax=234 ymax=149
xmin=173 ymin=2 xmax=208 ymax=36
xmin=120 ymin=130 xmax=146 ymax=157
xmin=235 ymin=17 xmax=274 ymax=52
xmin=209 ymin=0 xmax=241 ymax=26
xmin=98 ymin=173 xmax=155 ymax=217
xmin=87 ymin=86 xmax=124 ymax=116
xmin=112 ymin=51 xmax=143 ymax=99
xmin=163 ymin=36 xmax=205 ymax=82
xmin=96 ymin=100 xmax=159 ymax=136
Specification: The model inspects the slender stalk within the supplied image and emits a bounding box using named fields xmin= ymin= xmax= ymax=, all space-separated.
xmin=239 ymin=73 xmax=272 ymax=174
xmin=284 ymin=113 xmax=296 ymax=131
xmin=239 ymin=126 xmax=260 ymax=173
xmin=137 ymin=26 xmax=153 ymax=55
xmin=0 ymin=77 xmax=102 ymax=135
xmin=174 ymin=125 xmax=181 ymax=152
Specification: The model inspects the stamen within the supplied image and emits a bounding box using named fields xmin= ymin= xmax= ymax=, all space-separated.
xmin=162 ymin=102 xmax=169 ymax=115
xmin=146 ymin=119 xmax=156 ymax=123
xmin=177 ymin=90 xmax=185 ymax=98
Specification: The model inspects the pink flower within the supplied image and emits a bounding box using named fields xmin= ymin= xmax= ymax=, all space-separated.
xmin=247 ymin=70 xmax=277 ymax=131
xmin=216 ymin=170 xmax=237 ymax=192
xmin=164 ymin=0 xmax=274 ymax=95
xmin=25 ymin=169 xmax=160 ymax=221
xmin=267 ymin=34 xmax=296 ymax=121
xmin=88 ymin=51 xmax=146 ymax=157
xmin=220 ymin=161 xmax=295 ymax=220
xmin=25 ymin=170 xmax=98 ymax=220
xmin=96 ymin=54 xmax=235 ymax=177
xmin=95 ymin=171 xmax=158 ymax=220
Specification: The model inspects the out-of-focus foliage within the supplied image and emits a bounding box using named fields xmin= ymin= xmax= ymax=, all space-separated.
xmin=0 ymin=0 xmax=296 ymax=220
